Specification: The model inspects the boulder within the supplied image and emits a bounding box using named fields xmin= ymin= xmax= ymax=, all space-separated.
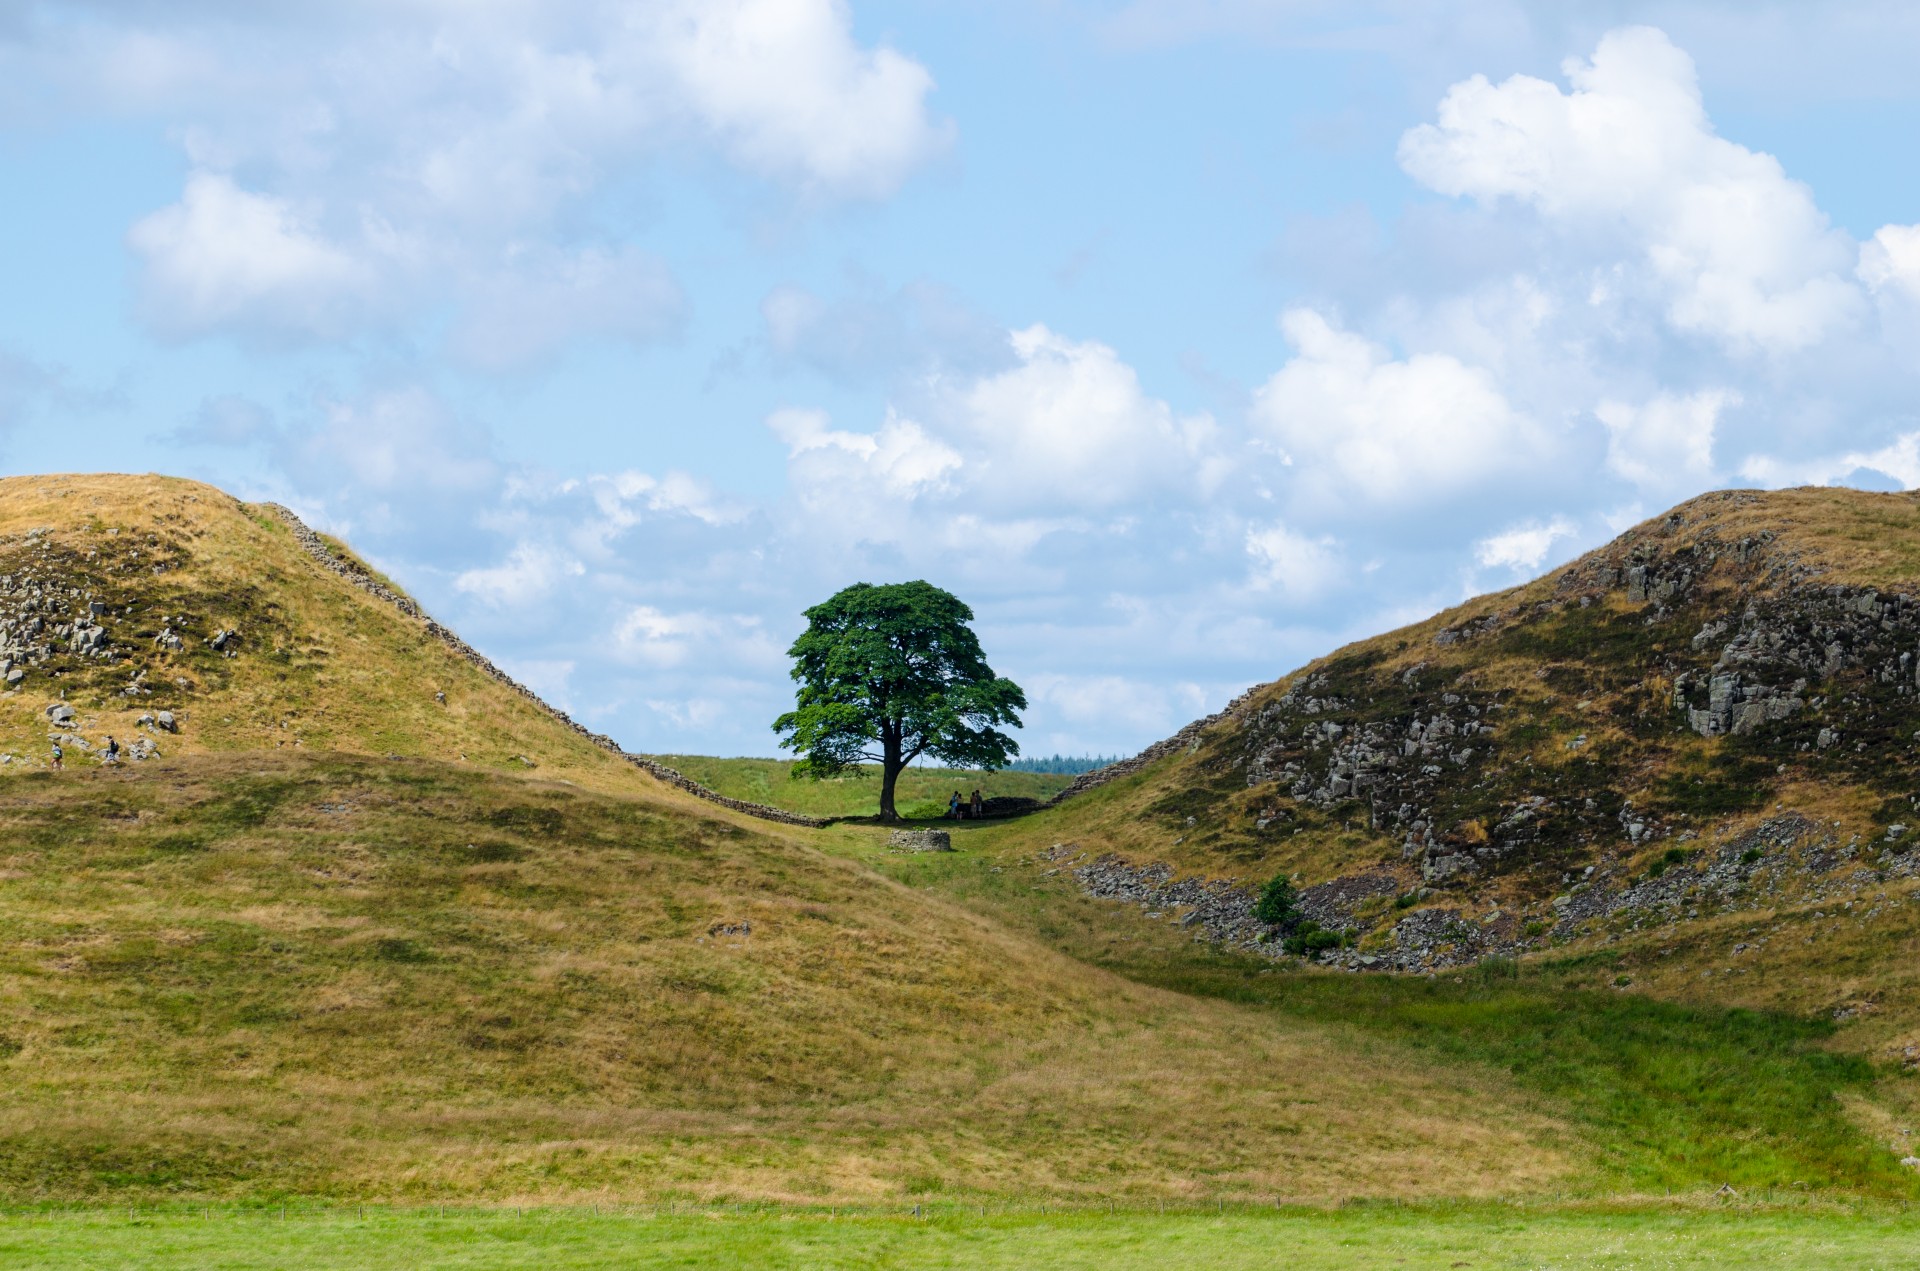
xmin=888 ymin=829 xmax=953 ymax=852
xmin=45 ymin=702 xmax=74 ymax=724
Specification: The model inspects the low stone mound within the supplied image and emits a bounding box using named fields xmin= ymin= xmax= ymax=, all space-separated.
xmin=889 ymin=829 xmax=953 ymax=852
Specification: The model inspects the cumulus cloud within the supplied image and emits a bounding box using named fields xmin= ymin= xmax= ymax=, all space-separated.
xmin=1474 ymin=517 xmax=1578 ymax=573
xmin=771 ymin=406 xmax=962 ymax=517
xmin=26 ymin=1 xmax=947 ymax=348
xmin=1245 ymin=523 xmax=1343 ymax=598
xmin=455 ymin=543 xmax=586 ymax=609
xmin=658 ymin=0 xmax=952 ymax=198
xmin=1860 ymin=224 xmax=1920 ymax=300
xmin=1596 ymin=389 xmax=1737 ymax=492
xmin=1741 ymin=434 xmax=1920 ymax=492
xmin=127 ymin=171 xmax=379 ymax=342
xmin=615 ymin=605 xmax=783 ymax=670
xmin=1251 ymin=309 xmax=1543 ymax=507
xmin=1399 ymin=26 xmax=1861 ymax=353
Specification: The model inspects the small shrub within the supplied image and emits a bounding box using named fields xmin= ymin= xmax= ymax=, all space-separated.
xmin=1255 ymin=874 xmax=1301 ymax=928
xmin=1523 ymin=920 xmax=1547 ymax=938
xmin=1662 ymin=846 xmax=1690 ymax=865
xmin=1613 ymin=973 xmax=1632 ymax=987
xmin=1740 ymin=847 xmax=1763 ymax=865
xmin=1393 ymin=891 xmax=1420 ymax=910
xmin=1648 ymin=859 xmax=1668 ymax=878
xmin=1282 ymin=921 xmax=1344 ymax=957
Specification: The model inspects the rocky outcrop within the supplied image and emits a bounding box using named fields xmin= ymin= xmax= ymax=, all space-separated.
xmin=888 ymin=829 xmax=952 ymax=852
xmin=259 ymin=503 xmax=827 ymax=829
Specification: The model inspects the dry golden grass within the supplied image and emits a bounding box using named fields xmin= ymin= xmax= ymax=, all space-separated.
xmin=0 ymin=753 xmax=1578 ymax=1203
xmin=0 ymin=473 xmax=678 ymax=802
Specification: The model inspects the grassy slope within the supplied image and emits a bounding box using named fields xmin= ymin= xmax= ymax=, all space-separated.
xmin=647 ymin=756 xmax=1075 ymax=819
xmin=844 ymin=813 xmax=1920 ymax=1197
xmin=9 ymin=1204 xmax=1920 ymax=1270
xmin=5 ymin=474 xmax=1913 ymax=1210
xmin=0 ymin=755 xmax=1574 ymax=1204
xmin=0 ymin=474 xmax=664 ymax=801
xmin=970 ymin=487 xmax=1920 ymax=1187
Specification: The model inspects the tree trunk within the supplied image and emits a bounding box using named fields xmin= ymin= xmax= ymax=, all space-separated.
xmin=879 ymin=729 xmax=903 ymax=821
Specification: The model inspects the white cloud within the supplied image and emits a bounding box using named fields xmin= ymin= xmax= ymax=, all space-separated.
xmin=1741 ymin=433 xmax=1920 ymax=492
xmin=1399 ymin=26 xmax=1861 ymax=353
xmin=951 ymin=325 xmax=1221 ymax=510
xmin=1595 ymin=388 xmax=1737 ymax=491
xmin=1474 ymin=517 xmax=1578 ymax=573
xmin=658 ymin=0 xmax=951 ymax=198
xmin=46 ymin=1 xmax=947 ymax=347
xmin=1860 ymin=224 xmax=1920 ymax=300
xmin=579 ymin=470 xmax=746 ymax=532
xmin=1251 ymin=308 xmax=1542 ymax=506
xmin=770 ymin=406 xmax=963 ymax=517
xmin=455 ymin=543 xmax=585 ymax=609
xmin=126 ymin=171 xmax=377 ymax=342
xmin=1245 ymin=523 xmax=1343 ymax=598
xmin=616 ymin=605 xmax=782 ymax=670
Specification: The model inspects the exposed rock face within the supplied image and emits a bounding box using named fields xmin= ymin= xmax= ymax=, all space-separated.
xmin=888 ymin=829 xmax=953 ymax=852
xmin=1046 ymin=489 xmax=1920 ymax=973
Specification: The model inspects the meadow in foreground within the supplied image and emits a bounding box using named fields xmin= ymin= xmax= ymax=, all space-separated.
xmin=5 ymin=1202 xmax=1920 ymax=1270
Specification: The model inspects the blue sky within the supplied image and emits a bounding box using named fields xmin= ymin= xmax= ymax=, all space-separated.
xmin=5 ymin=1 xmax=1920 ymax=758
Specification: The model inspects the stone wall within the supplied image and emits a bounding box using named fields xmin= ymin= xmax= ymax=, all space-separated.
xmin=259 ymin=503 xmax=827 ymax=829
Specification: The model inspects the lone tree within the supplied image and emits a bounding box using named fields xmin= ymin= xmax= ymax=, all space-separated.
xmin=773 ymin=581 xmax=1026 ymax=821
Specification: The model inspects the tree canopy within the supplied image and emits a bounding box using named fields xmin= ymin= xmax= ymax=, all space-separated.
xmin=773 ymin=581 xmax=1026 ymax=821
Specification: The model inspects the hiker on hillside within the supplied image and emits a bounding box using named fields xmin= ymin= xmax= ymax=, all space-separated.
xmin=49 ymin=742 xmax=61 ymax=771
xmin=104 ymin=736 xmax=119 ymax=764
xmin=948 ymin=791 xmax=962 ymax=820
xmin=970 ymin=789 xmax=984 ymax=819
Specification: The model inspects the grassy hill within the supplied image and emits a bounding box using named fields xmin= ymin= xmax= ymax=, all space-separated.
xmin=1005 ymin=487 xmax=1920 ymax=1153
xmin=646 ymin=756 xmax=1075 ymax=819
xmin=6 ymin=474 xmax=1920 ymax=1211
xmin=0 ymin=474 xmax=659 ymax=796
xmin=0 ymin=474 xmax=1588 ymax=1205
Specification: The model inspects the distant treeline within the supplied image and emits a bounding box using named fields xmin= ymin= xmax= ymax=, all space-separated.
xmin=1004 ymin=754 xmax=1127 ymax=775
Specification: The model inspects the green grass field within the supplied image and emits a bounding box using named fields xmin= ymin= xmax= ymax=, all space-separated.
xmin=844 ymin=804 xmax=1920 ymax=1199
xmin=6 ymin=1203 xmax=1920 ymax=1269
xmin=646 ymin=755 xmax=1076 ymax=819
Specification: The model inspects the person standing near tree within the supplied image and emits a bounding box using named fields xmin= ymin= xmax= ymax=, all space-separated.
xmin=948 ymin=790 xmax=962 ymax=820
xmin=774 ymin=581 xmax=1026 ymax=823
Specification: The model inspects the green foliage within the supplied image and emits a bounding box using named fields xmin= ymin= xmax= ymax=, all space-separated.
xmin=1662 ymin=847 xmax=1691 ymax=866
xmin=1741 ymin=848 xmax=1764 ymax=865
xmin=1281 ymin=922 xmax=1345 ymax=957
xmin=1393 ymin=892 xmax=1420 ymax=910
xmin=1253 ymin=874 xmax=1300 ymax=928
xmin=773 ymin=582 xmax=1026 ymax=817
